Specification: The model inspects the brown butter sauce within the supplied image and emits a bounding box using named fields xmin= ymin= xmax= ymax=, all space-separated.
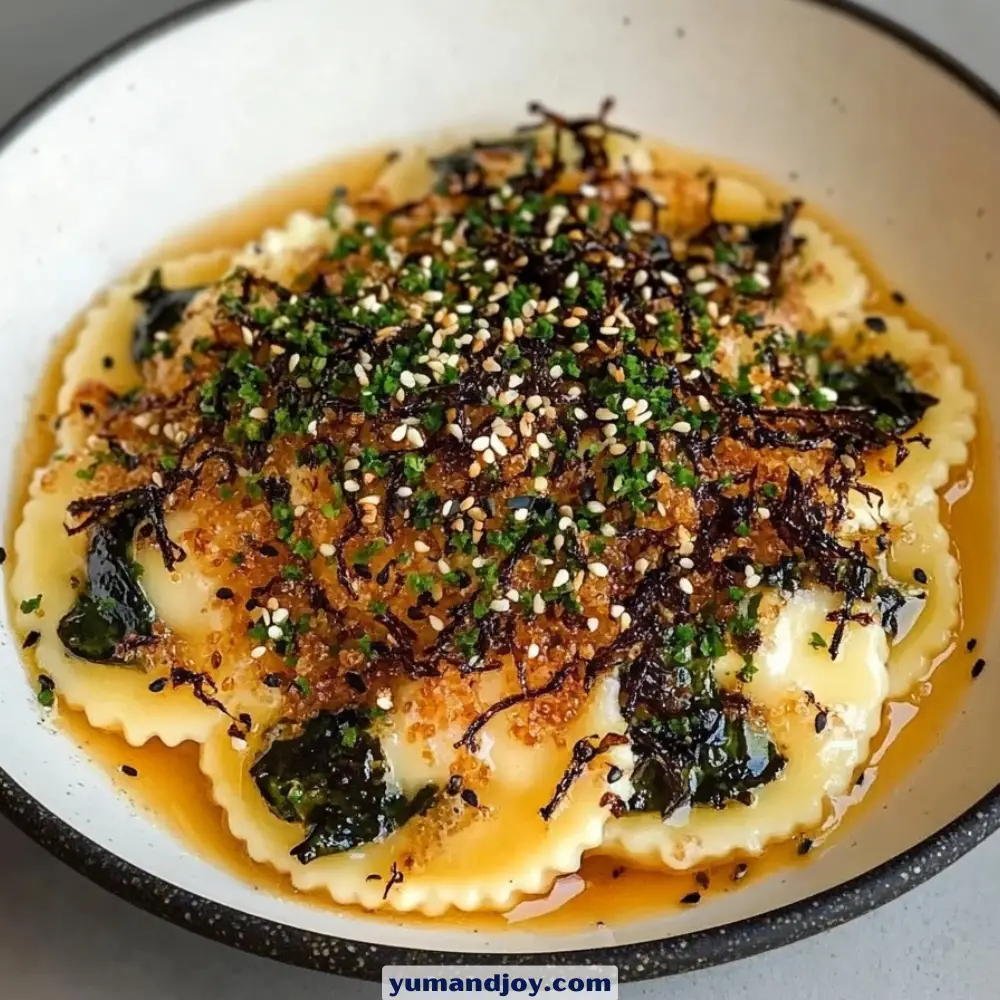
xmin=8 ymin=141 xmax=995 ymax=934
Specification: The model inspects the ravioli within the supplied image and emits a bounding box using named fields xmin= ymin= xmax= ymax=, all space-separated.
xmin=11 ymin=455 xmax=230 ymax=745
xmin=841 ymin=317 xmax=976 ymax=527
xmin=57 ymin=251 xmax=233 ymax=454
xmin=201 ymin=671 xmax=632 ymax=914
xmin=601 ymin=589 xmax=889 ymax=869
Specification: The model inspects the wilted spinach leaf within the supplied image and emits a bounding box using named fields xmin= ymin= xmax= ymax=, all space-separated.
xmin=251 ymin=709 xmax=436 ymax=864
xmin=825 ymin=355 xmax=938 ymax=433
xmin=628 ymin=711 xmax=784 ymax=817
xmin=132 ymin=268 xmax=203 ymax=363
xmin=57 ymin=506 xmax=154 ymax=662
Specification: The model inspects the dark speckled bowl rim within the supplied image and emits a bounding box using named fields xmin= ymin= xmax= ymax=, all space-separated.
xmin=1 ymin=0 xmax=998 ymax=982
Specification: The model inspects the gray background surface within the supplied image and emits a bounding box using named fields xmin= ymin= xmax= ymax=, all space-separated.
xmin=0 ymin=1 xmax=994 ymax=996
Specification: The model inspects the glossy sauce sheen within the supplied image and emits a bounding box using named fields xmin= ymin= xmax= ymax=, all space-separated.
xmin=8 ymin=142 xmax=994 ymax=933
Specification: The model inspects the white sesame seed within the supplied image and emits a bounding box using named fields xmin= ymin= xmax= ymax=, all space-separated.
xmin=527 ymin=642 xmax=540 ymax=659
xmin=758 ymin=507 xmax=771 ymax=520
xmin=406 ymin=427 xmax=425 ymax=448
xmin=549 ymin=364 xmax=564 ymax=379
xmin=151 ymin=471 xmax=164 ymax=488
xmin=553 ymin=569 xmax=571 ymax=589
xmin=391 ymin=424 xmax=408 ymax=442
xmin=608 ymin=256 xmax=626 ymax=269
xmin=679 ymin=577 xmax=694 ymax=595
xmin=428 ymin=615 xmax=445 ymax=632
xmin=472 ymin=435 xmax=490 ymax=452
xmin=319 ymin=543 xmax=335 ymax=557
xmin=697 ymin=395 xmax=711 ymax=412
xmin=684 ymin=369 xmax=702 ymax=381
xmin=249 ymin=407 xmax=268 ymax=421
xmin=534 ymin=476 xmax=548 ymax=492
xmin=671 ymin=421 xmax=692 ymax=434
xmin=635 ymin=558 xmax=650 ymax=574
xmin=694 ymin=280 xmax=718 ymax=295
xmin=271 ymin=608 xmax=289 ymax=624
xmin=250 ymin=645 xmax=267 ymax=659
xmin=588 ymin=562 xmax=609 ymax=578
xmin=267 ymin=624 xmax=283 ymax=641
xmin=610 ymin=604 xmax=624 ymax=620
xmin=533 ymin=593 xmax=546 ymax=614
xmin=818 ymin=386 xmax=839 ymax=402
xmin=490 ymin=598 xmax=511 ymax=613
xmin=619 ymin=611 xmax=633 ymax=630
xmin=564 ymin=270 xmax=580 ymax=289
xmin=344 ymin=479 xmax=360 ymax=493
xmin=679 ymin=557 xmax=694 ymax=570
xmin=536 ymin=432 xmax=553 ymax=450
xmin=514 ymin=508 xmax=529 ymax=522
xmin=241 ymin=326 xmax=255 ymax=346
xmin=587 ymin=617 xmax=600 ymax=632
xmin=376 ymin=693 xmax=393 ymax=711
xmin=586 ymin=500 xmax=606 ymax=514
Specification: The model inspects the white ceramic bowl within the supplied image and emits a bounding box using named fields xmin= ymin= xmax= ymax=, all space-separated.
xmin=1 ymin=0 xmax=999 ymax=981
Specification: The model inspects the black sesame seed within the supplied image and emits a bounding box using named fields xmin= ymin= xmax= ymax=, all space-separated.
xmin=0 ymin=546 xmax=7 ymax=565
xmin=120 ymin=765 xmax=138 ymax=777
xmin=216 ymin=586 xmax=234 ymax=600
xmin=607 ymin=764 xmax=623 ymax=784
xmin=891 ymin=290 xmax=907 ymax=304
xmin=680 ymin=891 xmax=701 ymax=905
xmin=797 ymin=838 xmax=814 ymax=856
xmin=695 ymin=871 xmax=710 ymax=889
xmin=460 ymin=788 xmax=479 ymax=808
xmin=446 ymin=774 xmax=463 ymax=795
xmin=972 ymin=658 xmax=986 ymax=679
xmin=366 ymin=873 xmax=382 ymax=881
xmin=22 ymin=630 xmax=40 ymax=649
xmin=912 ymin=567 xmax=928 ymax=584
xmin=258 ymin=543 xmax=279 ymax=557
xmin=262 ymin=673 xmax=283 ymax=688
xmin=611 ymin=866 xmax=626 ymax=879
xmin=102 ymin=356 xmax=115 ymax=369
xmin=864 ymin=316 xmax=887 ymax=333
xmin=147 ymin=677 xmax=168 ymax=693
xmin=733 ymin=862 xmax=749 ymax=882
xmin=814 ymin=710 xmax=828 ymax=734
xmin=967 ymin=637 xmax=978 ymax=652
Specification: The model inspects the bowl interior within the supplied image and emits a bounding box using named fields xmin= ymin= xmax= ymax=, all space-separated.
xmin=1 ymin=0 xmax=999 ymax=963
